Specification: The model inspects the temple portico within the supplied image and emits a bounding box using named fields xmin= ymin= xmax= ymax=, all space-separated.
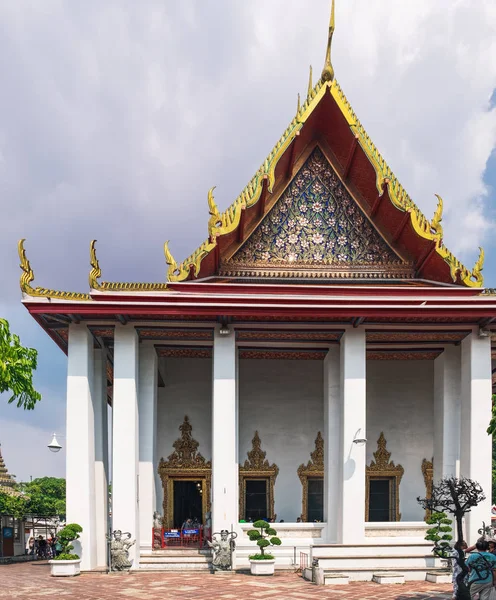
xmin=59 ymin=319 xmax=493 ymax=570
xmin=18 ymin=1 xmax=496 ymax=577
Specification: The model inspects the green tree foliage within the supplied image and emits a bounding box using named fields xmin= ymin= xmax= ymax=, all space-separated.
xmin=54 ymin=523 xmax=82 ymax=560
xmin=424 ymin=511 xmax=453 ymax=558
xmin=247 ymin=520 xmax=282 ymax=560
xmin=0 ymin=491 xmax=29 ymax=518
xmin=18 ymin=477 xmax=66 ymax=516
xmin=488 ymin=395 xmax=496 ymax=436
xmin=0 ymin=318 xmax=41 ymax=410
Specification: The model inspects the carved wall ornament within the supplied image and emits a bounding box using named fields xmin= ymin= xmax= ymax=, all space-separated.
xmin=421 ymin=457 xmax=434 ymax=521
xmin=239 ymin=431 xmax=279 ymax=521
xmin=158 ymin=415 xmax=211 ymax=528
xmin=365 ymin=432 xmax=404 ymax=522
xmin=297 ymin=432 xmax=324 ymax=521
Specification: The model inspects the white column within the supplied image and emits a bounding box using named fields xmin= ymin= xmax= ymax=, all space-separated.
xmin=212 ymin=326 xmax=238 ymax=533
xmin=460 ymin=331 xmax=492 ymax=542
xmin=433 ymin=346 xmax=461 ymax=482
xmin=339 ymin=328 xmax=366 ymax=543
xmin=93 ymin=348 xmax=109 ymax=568
xmin=138 ymin=345 xmax=158 ymax=550
xmin=66 ymin=324 xmax=97 ymax=571
xmin=112 ymin=324 xmax=140 ymax=568
xmin=323 ymin=345 xmax=341 ymax=542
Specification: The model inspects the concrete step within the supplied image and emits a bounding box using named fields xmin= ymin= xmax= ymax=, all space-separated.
xmin=320 ymin=567 xmax=447 ymax=582
xmin=313 ymin=543 xmax=432 ymax=558
xmin=141 ymin=550 xmax=211 ymax=558
xmin=139 ymin=563 xmax=212 ymax=571
xmin=373 ymin=572 xmax=405 ymax=584
xmin=315 ymin=555 xmax=440 ymax=569
xmin=140 ymin=555 xmax=212 ymax=564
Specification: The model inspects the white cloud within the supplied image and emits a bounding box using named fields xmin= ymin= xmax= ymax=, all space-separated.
xmin=0 ymin=0 xmax=495 ymax=475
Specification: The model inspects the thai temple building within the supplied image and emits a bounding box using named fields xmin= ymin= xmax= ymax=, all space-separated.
xmin=18 ymin=1 xmax=496 ymax=579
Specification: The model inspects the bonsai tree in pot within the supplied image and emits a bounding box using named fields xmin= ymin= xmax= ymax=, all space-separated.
xmin=49 ymin=523 xmax=83 ymax=577
xmin=247 ymin=520 xmax=281 ymax=575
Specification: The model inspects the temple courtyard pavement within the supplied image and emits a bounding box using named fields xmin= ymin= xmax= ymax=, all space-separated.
xmin=0 ymin=562 xmax=452 ymax=600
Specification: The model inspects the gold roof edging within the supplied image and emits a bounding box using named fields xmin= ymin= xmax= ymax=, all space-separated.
xmin=169 ymin=74 xmax=482 ymax=287
xmin=18 ymin=239 xmax=91 ymax=301
xmin=89 ymin=240 xmax=170 ymax=292
xmin=330 ymin=80 xmax=483 ymax=287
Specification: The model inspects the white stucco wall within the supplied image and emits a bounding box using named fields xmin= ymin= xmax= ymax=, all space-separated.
xmin=238 ymin=359 xmax=324 ymax=522
xmin=154 ymin=354 xmax=434 ymax=524
xmin=366 ymin=360 xmax=434 ymax=522
xmin=156 ymin=357 xmax=213 ymax=510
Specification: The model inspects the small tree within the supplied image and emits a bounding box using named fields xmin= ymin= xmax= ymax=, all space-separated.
xmin=0 ymin=491 xmax=29 ymax=519
xmin=54 ymin=523 xmax=83 ymax=561
xmin=417 ymin=477 xmax=485 ymax=542
xmin=424 ymin=511 xmax=453 ymax=559
xmin=0 ymin=318 xmax=41 ymax=410
xmin=247 ymin=520 xmax=282 ymax=560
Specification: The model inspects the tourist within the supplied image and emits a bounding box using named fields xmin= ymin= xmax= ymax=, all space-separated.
xmin=488 ymin=539 xmax=496 ymax=556
xmin=26 ymin=537 xmax=35 ymax=556
xmin=451 ymin=540 xmax=469 ymax=600
xmin=296 ymin=517 xmax=302 ymax=523
xmin=465 ymin=539 xmax=496 ymax=600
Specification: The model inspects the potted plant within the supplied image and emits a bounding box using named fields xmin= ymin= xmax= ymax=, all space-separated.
xmin=49 ymin=523 xmax=83 ymax=577
xmin=423 ymin=511 xmax=453 ymax=583
xmin=247 ymin=520 xmax=281 ymax=575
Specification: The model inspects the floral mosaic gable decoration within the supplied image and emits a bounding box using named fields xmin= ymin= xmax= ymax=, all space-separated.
xmin=224 ymin=147 xmax=410 ymax=277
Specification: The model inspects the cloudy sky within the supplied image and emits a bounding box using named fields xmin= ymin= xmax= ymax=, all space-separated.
xmin=0 ymin=0 xmax=495 ymax=481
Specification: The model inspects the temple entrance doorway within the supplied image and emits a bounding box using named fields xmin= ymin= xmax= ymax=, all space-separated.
xmin=172 ymin=480 xmax=203 ymax=528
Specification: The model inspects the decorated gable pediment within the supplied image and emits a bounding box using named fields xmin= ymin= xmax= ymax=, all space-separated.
xmin=221 ymin=147 xmax=411 ymax=279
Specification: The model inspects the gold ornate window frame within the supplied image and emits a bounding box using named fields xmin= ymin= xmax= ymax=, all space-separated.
xmin=158 ymin=415 xmax=211 ymax=529
xmin=421 ymin=457 xmax=434 ymax=521
xmin=239 ymin=431 xmax=279 ymax=521
xmin=297 ymin=432 xmax=324 ymax=522
xmin=365 ymin=432 xmax=404 ymax=522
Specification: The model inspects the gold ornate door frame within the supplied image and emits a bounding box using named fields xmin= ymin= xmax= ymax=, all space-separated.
xmin=158 ymin=416 xmax=212 ymax=529
xmin=163 ymin=476 xmax=210 ymax=529
xmin=297 ymin=432 xmax=324 ymax=521
xmin=365 ymin=432 xmax=404 ymax=522
xmin=239 ymin=431 xmax=279 ymax=521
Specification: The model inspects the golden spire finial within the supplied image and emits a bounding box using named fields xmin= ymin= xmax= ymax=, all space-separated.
xmin=431 ymin=194 xmax=444 ymax=238
xmin=307 ymin=65 xmax=313 ymax=99
xmin=207 ymin=186 xmax=221 ymax=237
xmin=297 ymin=93 xmax=301 ymax=114
xmin=18 ymin=239 xmax=35 ymax=294
xmin=321 ymin=0 xmax=335 ymax=82
xmin=164 ymin=241 xmax=178 ymax=280
xmin=89 ymin=240 xmax=102 ymax=290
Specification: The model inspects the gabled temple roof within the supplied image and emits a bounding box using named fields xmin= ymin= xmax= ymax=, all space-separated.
xmin=164 ymin=67 xmax=483 ymax=287
xmin=17 ymin=1 xmax=490 ymax=300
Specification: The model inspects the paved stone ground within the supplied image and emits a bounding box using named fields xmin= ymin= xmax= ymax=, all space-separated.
xmin=0 ymin=562 xmax=453 ymax=600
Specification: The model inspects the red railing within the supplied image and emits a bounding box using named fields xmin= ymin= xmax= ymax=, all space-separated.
xmin=299 ymin=552 xmax=309 ymax=571
xmin=152 ymin=527 xmax=207 ymax=549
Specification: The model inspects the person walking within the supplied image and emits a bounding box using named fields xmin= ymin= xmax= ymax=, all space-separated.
xmin=466 ymin=539 xmax=496 ymax=600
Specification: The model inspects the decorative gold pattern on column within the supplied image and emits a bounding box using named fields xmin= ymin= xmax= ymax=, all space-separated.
xmin=158 ymin=416 xmax=211 ymax=528
xmin=297 ymin=432 xmax=324 ymax=521
xmin=239 ymin=431 xmax=279 ymax=521
xmin=422 ymin=458 xmax=434 ymax=521
xmin=365 ymin=432 xmax=404 ymax=522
